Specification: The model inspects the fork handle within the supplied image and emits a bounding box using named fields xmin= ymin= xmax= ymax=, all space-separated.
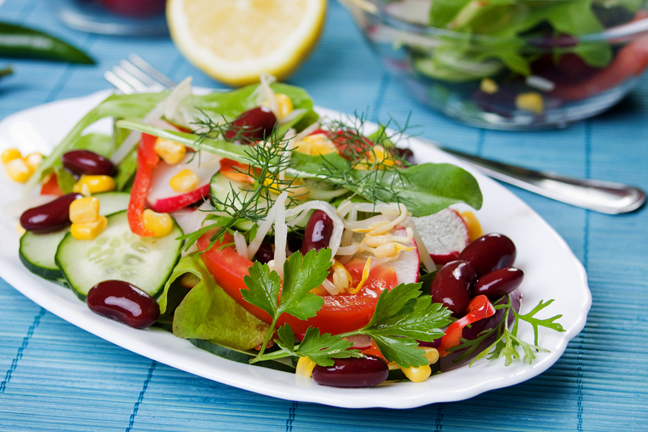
xmin=433 ymin=145 xmax=646 ymax=214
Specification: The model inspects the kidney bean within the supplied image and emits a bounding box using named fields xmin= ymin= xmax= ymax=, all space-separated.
xmin=312 ymin=355 xmax=388 ymax=388
xmin=300 ymin=210 xmax=334 ymax=255
xmin=20 ymin=193 xmax=83 ymax=233
xmin=431 ymin=260 xmax=476 ymax=317
xmin=458 ymin=233 xmax=516 ymax=277
xmin=417 ymin=338 xmax=442 ymax=349
xmin=87 ymin=280 xmax=160 ymax=329
xmin=224 ymin=106 xmax=277 ymax=141
xmin=473 ymin=267 xmax=524 ymax=301
xmin=391 ymin=147 xmax=416 ymax=164
xmin=62 ymin=150 xmax=116 ymax=176
xmin=255 ymin=243 xmax=274 ymax=264
xmin=462 ymin=289 xmax=521 ymax=341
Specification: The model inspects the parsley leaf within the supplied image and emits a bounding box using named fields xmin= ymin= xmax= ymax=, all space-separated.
xmin=241 ymin=249 xmax=332 ymax=358
xmin=353 ymin=284 xmax=452 ymax=368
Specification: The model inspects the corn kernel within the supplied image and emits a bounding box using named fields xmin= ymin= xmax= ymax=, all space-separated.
xmin=142 ymin=209 xmax=173 ymax=237
xmin=400 ymin=364 xmax=432 ymax=383
xmin=71 ymin=215 xmax=108 ymax=240
xmin=170 ymin=168 xmax=199 ymax=193
xmin=24 ymin=152 xmax=44 ymax=170
xmin=296 ymin=356 xmax=316 ymax=378
xmin=419 ymin=347 xmax=440 ymax=365
xmin=294 ymin=134 xmax=338 ymax=156
xmin=16 ymin=223 xmax=26 ymax=235
xmin=460 ymin=211 xmax=483 ymax=242
xmin=5 ymin=158 xmax=34 ymax=183
xmin=154 ymin=138 xmax=186 ymax=165
xmin=480 ymin=78 xmax=498 ymax=94
xmin=516 ymin=92 xmax=544 ymax=114
xmin=69 ymin=197 xmax=100 ymax=224
xmin=1 ymin=148 xmax=22 ymax=165
xmin=275 ymin=93 xmax=293 ymax=119
xmin=72 ymin=175 xmax=115 ymax=195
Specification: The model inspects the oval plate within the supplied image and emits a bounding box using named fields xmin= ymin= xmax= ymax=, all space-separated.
xmin=0 ymin=90 xmax=591 ymax=409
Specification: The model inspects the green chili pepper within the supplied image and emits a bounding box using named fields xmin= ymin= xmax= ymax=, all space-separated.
xmin=0 ymin=22 xmax=95 ymax=64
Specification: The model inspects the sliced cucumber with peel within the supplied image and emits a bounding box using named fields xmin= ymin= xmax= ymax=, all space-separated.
xmin=19 ymin=192 xmax=131 ymax=281
xmin=55 ymin=210 xmax=183 ymax=300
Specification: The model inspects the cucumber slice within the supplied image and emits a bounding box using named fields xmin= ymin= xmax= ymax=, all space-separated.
xmin=189 ymin=339 xmax=295 ymax=373
xmin=19 ymin=192 xmax=131 ymax=281
xmin=210 ymin=173 xmax=257 ymax=231
xmin=55 ymin=210 xmax=183 ymax=300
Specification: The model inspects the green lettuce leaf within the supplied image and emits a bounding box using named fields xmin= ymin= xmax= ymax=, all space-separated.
xmin=160 ymin=254 xmax=269 ymax=350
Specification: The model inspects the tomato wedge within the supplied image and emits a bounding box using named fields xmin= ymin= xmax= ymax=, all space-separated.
xmin=127 ymin=133 xmax=159 ymax=237
xmin=197 ymin=231 xmax=399 ymax=336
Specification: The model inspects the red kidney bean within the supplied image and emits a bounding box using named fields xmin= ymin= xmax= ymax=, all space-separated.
xmin=300 ymin=210 xmax=334 ymax=255
xmin=431 ymin=260 xmax=476 ymax=317
xmin=20 ymin=193 xmax=83 ymax=233
xmin=62 ymin=150 xmax=116 ymax=176
xmin=87 ymin=280 xmax=160 ymax=329
xmin=312 ymin=355 xmax=388 ymax=388
xmin=391 ymin=147 xmax=416 ymax=164
xmin=473 ymin=267 xmax=524 ymax=301
xmin=458 ymin=233 xmax=516 ymax=277
xmin=462 ymin=289 xmax=521 ymax=341
xmin=255 ymin=243 xmax=274 ymax=264
xmin=224 ymin=106 xmax=277 ymax=141
xmin=417 ymin=338 xmax=442 ymax=349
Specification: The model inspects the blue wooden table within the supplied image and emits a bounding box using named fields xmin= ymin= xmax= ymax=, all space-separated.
xmin=1 ymin=0 xmax=647 ymax=430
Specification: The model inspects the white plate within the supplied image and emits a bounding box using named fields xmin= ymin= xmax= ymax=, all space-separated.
xmin=0 ymin=90 xmax=591 ymax=409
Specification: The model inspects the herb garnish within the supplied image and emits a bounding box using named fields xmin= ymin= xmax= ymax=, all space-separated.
xmin=242 ymin=250 xmax=452 ymax=367
xmin=448 ymin=296 xmax=566 ymax=366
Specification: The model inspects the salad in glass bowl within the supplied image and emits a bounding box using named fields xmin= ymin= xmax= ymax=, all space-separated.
xmin=2 ymin=77 xmax=564 ymax=388
xmin=342 ymin=0 xmax=648 ymax=129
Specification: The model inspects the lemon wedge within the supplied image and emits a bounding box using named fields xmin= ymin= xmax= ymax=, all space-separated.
xmin=167 ymin=0 xmax=326 ymax=86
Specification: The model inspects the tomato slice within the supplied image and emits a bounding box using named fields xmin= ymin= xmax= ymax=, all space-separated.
xmin=197 ymin=231 xmax=399 ymax=336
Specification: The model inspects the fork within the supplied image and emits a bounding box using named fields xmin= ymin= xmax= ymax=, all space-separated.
xmin=104 ymin=55 xmax=646 ymax=214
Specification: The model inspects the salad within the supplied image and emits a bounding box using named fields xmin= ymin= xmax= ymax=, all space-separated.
xmin=363 ymin=0 xmax=648 ymax=125
xmin=3 ymin=76 xmax=564 ymax=388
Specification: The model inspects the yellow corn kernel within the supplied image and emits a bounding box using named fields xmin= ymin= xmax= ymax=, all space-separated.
xmin=400 ymin=364 xmax=432 ymax=383
xmin=72 ymin=175 xmax=115 ymax=195
xmin=516 ymin=92 xmax=544 ymax=114
xmin=170 ymin=168 xmax=199 ymax=193
xmin=419 ymin=347 xmax=440 ymax=365
xmin=142 ymin=209 xmax=173 ymax=237
xmin=1 ymin=148 xmax=22 ymax=165
xmin=480 ymin=78 xmax=498 ymax=94
xmin=16 ymin=223 xmax=26 ymax=235
xmin=69 ymin=197 xmax=100 ymax=224
xmin=275 ymin=93 xmax=294 ymax=119
xmin=5 ymin=158 xmax=34 ymax=183
xmin=294 ymin=134 xmax=338 ymax=156
xmin=71 ymin=215 xmax=108 ymax=241
xmin=24 ymin=152 xmax=44 ymax=170
xmin=460 ymin=211 xmax=483 ymax=242
xmin=296 ymin=356 xmax=316 ymax=378
xmin=154 ymin=138 xmax=186 ymax=165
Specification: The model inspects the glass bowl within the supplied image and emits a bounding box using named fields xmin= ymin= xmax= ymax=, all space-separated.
xmin=341 ymin=0 xmax=648 ymax=130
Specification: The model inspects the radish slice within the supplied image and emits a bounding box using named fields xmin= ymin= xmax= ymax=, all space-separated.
xmin=390 ymin=227 xmax=420 ymax=285
xmin=147 ymin=152 xmax=221 ymax=213
xmin=412 ymin=209 xmax=469 ymax=266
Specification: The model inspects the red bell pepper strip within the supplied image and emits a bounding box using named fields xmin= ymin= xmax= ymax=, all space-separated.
xmin=40 ymin=173 xmax=63 ymax=196
xmin=127 ymin=133 xmax=159 ymax=237
xmin=438 ymin=295 xmax=495 ymax=357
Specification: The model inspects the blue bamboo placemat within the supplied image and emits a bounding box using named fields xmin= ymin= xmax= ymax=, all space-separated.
xmin=1 ymin=0 xmax=647 ymax=430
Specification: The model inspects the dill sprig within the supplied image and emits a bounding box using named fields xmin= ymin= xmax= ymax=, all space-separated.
xmin=319 ymin=113 xmax=415 ymax=207
xmin=179 ymin=121 xmax=302 ymax=252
